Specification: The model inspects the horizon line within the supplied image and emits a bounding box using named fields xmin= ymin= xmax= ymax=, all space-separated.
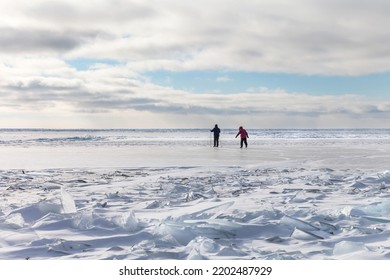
xmin=1 ymin=127 xmax=389 ymax=131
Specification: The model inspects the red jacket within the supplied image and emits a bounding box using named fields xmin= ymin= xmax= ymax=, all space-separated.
xmin=236 ymin=128 xmax=248 ymax=139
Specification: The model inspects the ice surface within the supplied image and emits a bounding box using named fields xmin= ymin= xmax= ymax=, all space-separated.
xmin=61 ymin=187 xmax=77 ymax=214
xmin=1 ymin=129 xmax=390 ymax=260
xmin=112 ymin=211 xmax=139 ymax=232
xmin=333 ymin=241 xmax=367 ymax=256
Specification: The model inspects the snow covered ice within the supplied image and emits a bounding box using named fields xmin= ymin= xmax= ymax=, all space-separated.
xmin=1 ymin=129 xmax=390 ymax=260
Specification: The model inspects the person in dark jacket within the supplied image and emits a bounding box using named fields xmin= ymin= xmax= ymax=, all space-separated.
xmin=235 ymin=126 xmax=249 ymax=148
xmin=210 ymin=124 xmax=221 ymax=147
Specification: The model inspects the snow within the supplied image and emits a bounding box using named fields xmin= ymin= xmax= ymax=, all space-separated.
xmin=0 ymin=129 xmax=390 ymax=260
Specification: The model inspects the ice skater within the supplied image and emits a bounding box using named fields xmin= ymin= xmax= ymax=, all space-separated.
xmin=210 ymin=124 xmax=221 ymax=147
xmin=235 ymin=126 xmax=249 ymax=148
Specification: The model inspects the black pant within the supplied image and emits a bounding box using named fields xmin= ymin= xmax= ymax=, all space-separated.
xmin=214 ymin=136 xmax=219 ymax=147
xmin=240 ymin=138 xmax=247 ymax=148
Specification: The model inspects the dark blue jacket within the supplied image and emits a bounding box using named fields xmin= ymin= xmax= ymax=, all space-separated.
xmin=211 ymin=127 xmax=221 ymax=136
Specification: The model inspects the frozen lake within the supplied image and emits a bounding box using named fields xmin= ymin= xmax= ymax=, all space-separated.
xmin=1 ymin=129 xmax=390 ymax=260
xmin=1 ymin=128 xmax=389 ymax=170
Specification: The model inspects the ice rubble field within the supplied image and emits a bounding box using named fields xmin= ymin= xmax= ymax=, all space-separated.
xmin=1 ymin=129 xmax=390 ymax=260
xmin=1 ymin=164 xmax=390 ymax=260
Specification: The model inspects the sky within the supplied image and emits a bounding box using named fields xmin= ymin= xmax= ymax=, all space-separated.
xmin=1 ymin=0 xmax=390 ymax=129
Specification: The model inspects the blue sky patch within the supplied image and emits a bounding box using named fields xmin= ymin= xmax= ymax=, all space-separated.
xmin=144 ymin=70 xmax=390 ymax=98
xmin=66 ymin=58 xmax=119 ymax=70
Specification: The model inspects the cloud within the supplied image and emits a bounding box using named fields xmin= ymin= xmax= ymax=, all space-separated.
xmin=216 ymin=76 xmax=231 ymax=82
xmin=0 ymin=0 xmax=389 ymax=128
xmin=0 ymin=27 xmax=99 ymax=53
xmin=2 ymin=0 xmax=390 ymax=74
xmin=26 ymin=0 xmax=158 ymax=25
xmin=1 ymin=58 xmax=389 ymax=122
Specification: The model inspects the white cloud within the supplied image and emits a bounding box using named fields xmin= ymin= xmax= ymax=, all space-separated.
xmin=1 ymin=58 xmax=389 ymax=128
xmin=2 ymin=0 xmax=390 ymax=74
xmin=216 ymin=76 xmax=231 ymax=82
xmin=1 ymin=0 xmax=389 ymax=128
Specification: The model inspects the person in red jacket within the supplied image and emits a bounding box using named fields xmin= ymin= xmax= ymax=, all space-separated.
xmin=235 ymin=126 xmax=249 ymax=148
